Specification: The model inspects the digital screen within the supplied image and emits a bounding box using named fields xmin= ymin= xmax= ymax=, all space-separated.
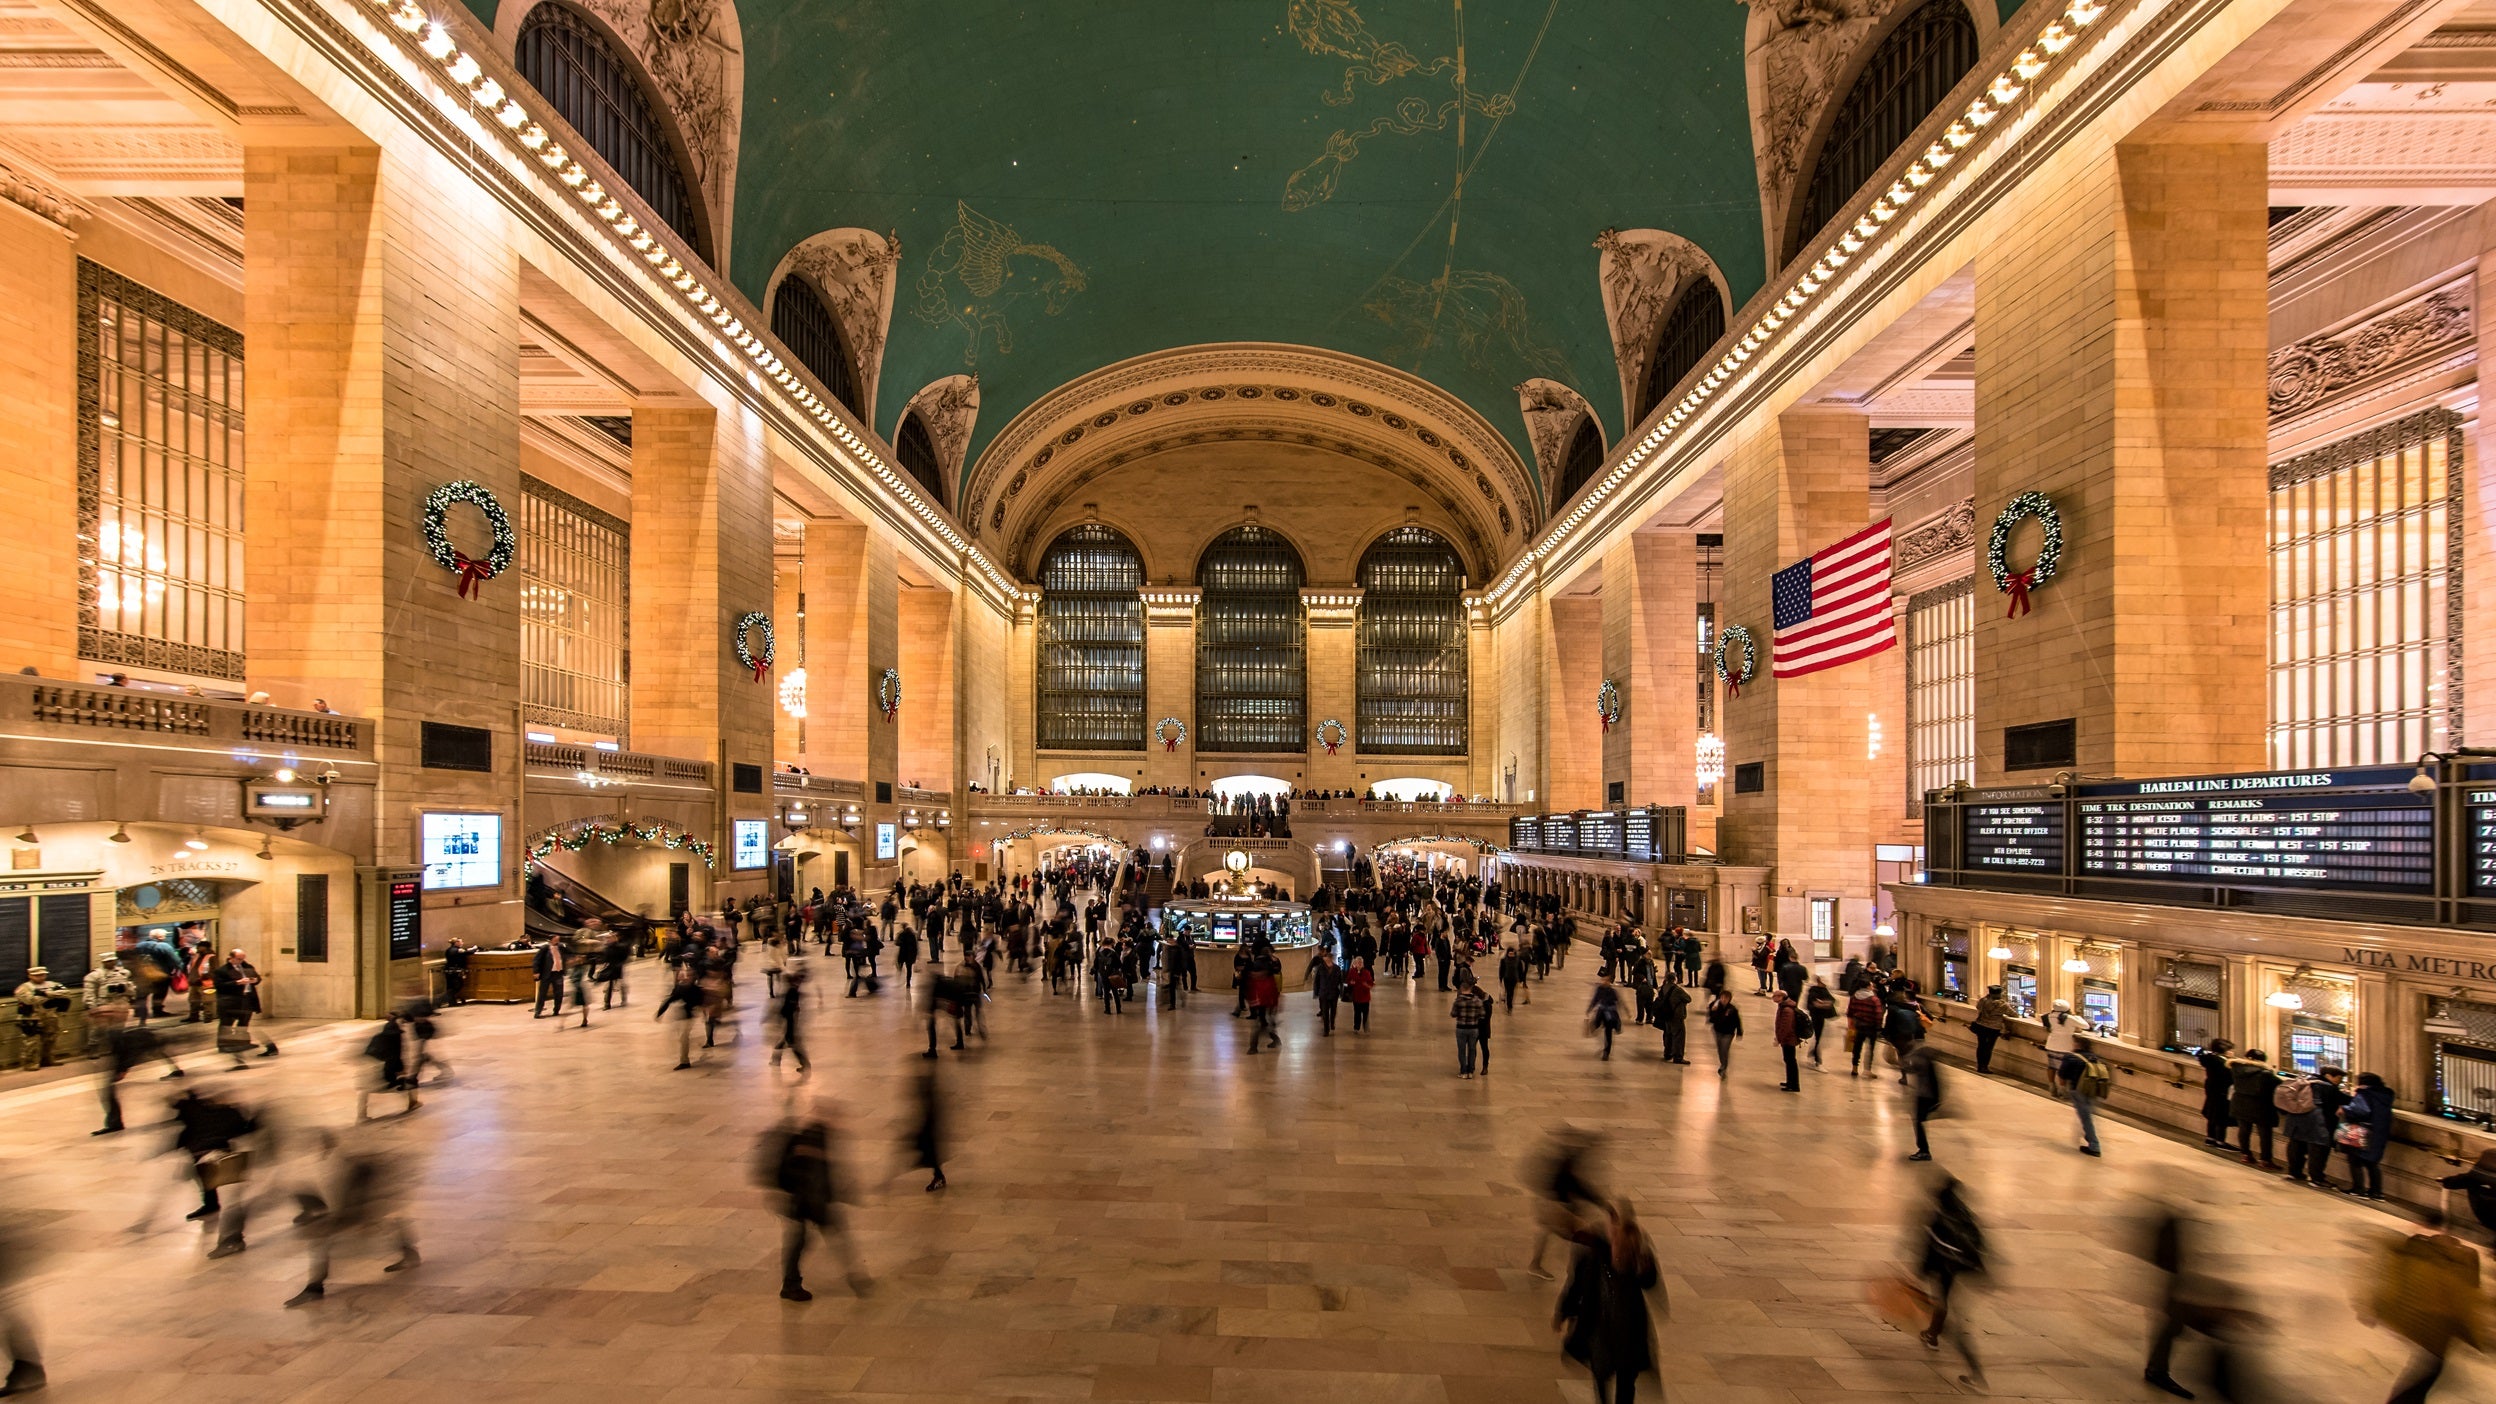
xmin=732 ymin=819 xmax=768 ymax=870
xmin=1961 ymin=802 xmax=2064 ymax=872
xmin=387 ymin=879 xmax=423 ymax=961
xmin=876 ymin=822 xmax=897 ymax=861
xmin=419 ymin=813 xmax=502 ymax=890
xmin=2466 ymin=788 xmax=2496 ymax=895
xmin=2078 ymin=768 xmax=2430 ymax=891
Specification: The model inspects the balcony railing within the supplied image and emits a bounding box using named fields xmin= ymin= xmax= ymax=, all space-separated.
xmin=5 ymin=675 xmax=372 ymax=756
xmin=524 ymin=741 xmax=710 ymax=785
xmin=897 ymin=785 xmax=951 ymax=806
xmin=774 ymin=772 xmax=866 ymax=800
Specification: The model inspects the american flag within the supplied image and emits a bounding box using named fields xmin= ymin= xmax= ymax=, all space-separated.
xmin=1770 ymin=518 xmax=1897 ymax=679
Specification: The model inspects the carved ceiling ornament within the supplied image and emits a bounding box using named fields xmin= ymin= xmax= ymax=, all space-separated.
xmin=1515 ymin=378 xmax=1600 ymax=490
xmin=1893 ymin=497 xmax=1975 ymax=579
xmin=2266 ymin=279 xmax=2472 ymax=420
xmin=498 ymin=0 xmax=745 ymax=258
xmin=964 ymin=344 xmax=1537 ymax=573
xmin=903 ymin=374 xmax=981 ymax=485
xmin=769 ymin=227 xmax=902 ymax=423
xmin=1589 ymin=229 xmax=1717 ymax=423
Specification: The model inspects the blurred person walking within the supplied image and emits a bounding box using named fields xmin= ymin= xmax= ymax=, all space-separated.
xmin=168 ymin=1084 xmax=256 ymax=1258
xmin=2361 ymin=1210 xmax=2485 ymax=1403
xmin=762 ymin=1103 xmax=868 ymax=1300
xmin=1902 ymin=1041 xmax=1943 ymax=1162
xmin=1586 ymin=973 xmax=1623 ymax=1062
xmin=94 ymin=1020 xmax=181 ymax=1136
xmin=1705 ymin=990 xmax=1743 ymax=1078
xmin=0 ymin=1206 xmax=44 ymax=1395
xmin=2139 ymin=1203 xmax=2263 ymax=1400
xmin=354 ymin=1014 xmax=420 ymax=1121
xmin=1554 ymin=1202 xmax=1661 ymax=1404
xmin=1525 ymin=1127 xmax=1606 ymax=1279
xmin=1913 ymin=1176 xmax=1989 ymax=1391
xmin=654 ymin=965 xmax=708 ymax=1070
xmin=771 ymin=960 xmax=812 ymax=1077
xmin=908 ymin=1065 xmax=948 ymax=1192
xmin=284 ymin=1127 xmax=418 ymax=1308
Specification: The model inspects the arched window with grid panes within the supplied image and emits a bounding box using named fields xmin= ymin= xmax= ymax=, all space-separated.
xmin=769 ymin=275 xmax=864 ymax=419
xmin=1196 ymin=526 xmax=1306 ymax=753
xmin=1357 ymin=527 xmax=1467 ymax=755
xmin=1550 ymin=417 xmax=1605 ymax=515
xmin=515 ymin=3 xmax=710 ymax=262
xmin=1788 ymin=0 xmax=1979 ymax=266
xmin=1036 ymin=525 xmax=1146 ymax=751
xmin=1639 ymin=279 xmax=1726 ymax=422
xmin=894 ymin=411 xmax=946 ymax=507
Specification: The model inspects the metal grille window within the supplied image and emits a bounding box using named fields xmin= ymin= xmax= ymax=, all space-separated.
xmin=2268 ymin=410 xmax=2461 ymax=768
xmin=895 ymin=412 xmax=945 ymax=507
xmin=1550 ymin=418 xmax=1605 ymax=514
xmin=1640 ymin=279 xmax=1726 ymax=421
xmin=770 ymin=276 xmax=863 ymax=418
xmin=515 ymin=3 xmax=708 ymax=260
xmin=1792 ymin=1 xmax=1980 ymax=263
xmin=1356 ymin=527 xmax=1467 ymax=755
xmin=519 ymin=479 xmax=629 ymax=739
xmin=2431 ymin=998 xmax=2496 ymax=1124
xmin=1907 ymin=578 xmax=1974 ymax=810
xmin=79 ymin=260 xmax=246 ymax=681
xmin=1197 ymin=525 xmax=1306 ymax=753
xmin=1037 ymin=524 xmax=1145 ymax=751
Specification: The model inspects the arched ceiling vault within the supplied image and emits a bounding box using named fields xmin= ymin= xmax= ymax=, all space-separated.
xmin=968 ymin=344 xmax=1533 ymax=582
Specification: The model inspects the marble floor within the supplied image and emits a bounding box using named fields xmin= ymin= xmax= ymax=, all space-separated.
xmin=0 ymin=944 xmax=2484 ymax=1404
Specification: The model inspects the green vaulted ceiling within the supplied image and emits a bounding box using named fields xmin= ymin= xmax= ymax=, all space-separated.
xmin=725 ymin=0 xmax=1767 ymax=488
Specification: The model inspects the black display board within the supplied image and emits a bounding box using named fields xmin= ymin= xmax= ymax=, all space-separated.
xmin=36 ymin=894 xmax=89 ymax=987
xmin=1961 ymin=801 xmax=2065 ymax=872
xmin=0 ymin=898 xmax=27 ymax=990
xmin=2077 ymin=768 xmax=2431 ymax=891
xmin=1580 ymin=811 xmax=1625 ymax=858
xmin=1509 ymin=816 xmax=1541 ymax=851
xmin=1624 ymin=809 xmax=1654 ymax=863
xmin=387 ymin=878 xmax=424 ymax=961
xmin=2466 ymin=783 xmax=2496 ymax=897
xmin=1541 ymin=813 xmax=1579 ymax=853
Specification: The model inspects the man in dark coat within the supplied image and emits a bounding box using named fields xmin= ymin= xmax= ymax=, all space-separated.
xmin=765 ymin=1107 xmax=866 ymax=1300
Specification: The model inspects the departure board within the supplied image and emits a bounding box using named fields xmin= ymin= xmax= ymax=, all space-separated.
xmin=1624 ymin=809 xmax=1654 ymax=863
xmin=1961 ymin=802 xmax=2065 ymax=872
xmin=1580 ymin=810 xmax=1625 ymax=857
xmin=2077 ymin=769 xmax=2431 ymax=891
xmin=1509 ymin=816 xmax=1541 ymax=852
xmin=1542 ymin=813 xmax=1579 ymax=853
xmin=2466 ymin=787 xmax=2496 ymax=896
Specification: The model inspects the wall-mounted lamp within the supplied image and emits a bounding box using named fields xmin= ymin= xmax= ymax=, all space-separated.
xmin=106 ymin=823 xmax=130 ymax=844
xmin=183 ymin=829 xmax=208 ymax=852
xmin=1986 ymin=943 xmax=2012 ymax=961
xmin=11 ymin=826 xmax=33 ymax=846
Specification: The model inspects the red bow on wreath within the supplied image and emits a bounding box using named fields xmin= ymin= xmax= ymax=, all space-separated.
xmin=749 ymin=656 xmax=770 ymax=683
xmin=1724 ymin=675 xmax=1741 ymax=701
xmin=453 ymin=554 xmax=496 ymax=600
xmin=2004 ymin=568 xmax=2036 ymax=619
xmin=1599 ymin=712 xmax=1613 ymax=734
xmin=1163 ymin=732 xmax=1179 ymax=753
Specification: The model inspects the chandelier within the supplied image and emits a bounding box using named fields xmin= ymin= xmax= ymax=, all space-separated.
xmin=1694 ymin=732 xmax=1725 ymax=786
xmin=777 ymin=666 xmax=807 ymax=719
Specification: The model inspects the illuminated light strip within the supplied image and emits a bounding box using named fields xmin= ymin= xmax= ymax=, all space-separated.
xmin=1486 ymin=0 xmax=2121 ymax=610
xmin=357 ymin=1 xmax=1018 ymax=600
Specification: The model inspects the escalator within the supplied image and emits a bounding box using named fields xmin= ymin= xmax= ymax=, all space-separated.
xmin=525 ymin=864 xmax=655 ymax=944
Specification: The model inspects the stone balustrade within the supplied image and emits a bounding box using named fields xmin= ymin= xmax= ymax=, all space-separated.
xmin=5 ymin=674 xmax=371 ymax=755
xmin=523 ymin=740 xmax=710 ymax=785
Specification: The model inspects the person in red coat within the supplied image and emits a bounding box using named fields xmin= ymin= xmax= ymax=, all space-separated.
xmin=1346 ymin=957 xmax=1376 ymax=1034
xmin=1244 ymin=953 xmax=1282 ymax=1053
xmin=1773 ymin=991 xmax=1803 ymax=1092
xmin=1408 ymin=928 xmax=1431 ymax=983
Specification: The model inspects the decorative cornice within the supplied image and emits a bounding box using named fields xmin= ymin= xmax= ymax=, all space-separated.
xmin=0 ymin=151 xmax=89 ymax=235
xmin=1894 ymin=498 xmax=1976 ymax=578
xmin=2266 ymin=280 xmax=2471 ymax=419
xmin=1906 ymin=575 xmax=1975 ymax=615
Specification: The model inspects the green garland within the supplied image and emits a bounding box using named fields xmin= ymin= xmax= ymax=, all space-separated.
xmin=526 ymin=821 xmax=715 ymax=875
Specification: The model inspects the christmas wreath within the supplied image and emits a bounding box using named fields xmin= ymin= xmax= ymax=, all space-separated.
xmin=1596 ymin=679 xmax=1622 ymax=733
xmin=877 ymin=666 xmax=902 ymax=722
xmin=1155 ymin=716 xmax=1187 ymax=753
xmin=1714 ymin=624 xmax=1757 ymax=699
xmin=421 ymin=480 xmax=515 ymax=599
xmin=733 ymin=612 xmax=773 ymax=681
xmin=1987 ymin=491 xmax=2063 ymax=618
xmin=1315 ymin=717 xmax=1348 ymax=755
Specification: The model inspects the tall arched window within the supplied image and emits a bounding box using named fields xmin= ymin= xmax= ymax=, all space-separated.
xmin=516 ymin=3 xmax=709 ymax=261
xmin=769 ymin=276 xmax=863 ymax=417
xmin=1551 ymin=418 xmax=1605 ymax=514
xmin=1357 ymin=527 xmax=1467 ymax=755
xmin=1036 ymin=525 xmax=1146 ymax=751
xmin=1639 ymin=279 xmax=1726 ymax=421
xmin=1790 ymin=0 xmax=1978 ymax=264
xmin=894 ymin=411 xmax=945 ymax=506
xmin=1196 ymin=525 xmax=1306 ymax=753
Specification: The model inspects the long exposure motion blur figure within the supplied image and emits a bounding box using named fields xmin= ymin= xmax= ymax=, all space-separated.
xmin=1913 ymin=1176 xmax=1988 ymax=1391
xmin=2138 ymin=1201 xmax=2265 ymax=1401
xmin=762 ymin=1101 xmax=868 ymax=1301
xmin=1554 ymin=1201 xmax=1661 ymax=1404
xmin=285 ymin=1126 xmax=419 ymax=1308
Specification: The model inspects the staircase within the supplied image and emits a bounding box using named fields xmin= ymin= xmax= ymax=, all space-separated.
xmin=525 ymin=864 xmax=655 ymax=944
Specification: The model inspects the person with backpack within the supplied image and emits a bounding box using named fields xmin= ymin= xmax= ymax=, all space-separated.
xmin=1771 ymin=991 xmax=1803 ymax=1093
xmin=2061 ymin=1036 xmax=2112 ymax=1158
xmin=2226 ymin=1049 xmax=2284 ymax=1171
xmin=1846 ymin=983 xmax=1883 ymax=1077
xmin=1914 ymin=1176 xmax=1989 ymax=1391
xmin=2039 ymin=999 xmax=2089 ymax=1099
xmin=2279 ymin=1064 xmax=2347 ymax=1189
xmin=1803 ymin=976 xmax=1838 ymax=1069
xmin=2340 ymin=1071 xmax=2397 ymax=1200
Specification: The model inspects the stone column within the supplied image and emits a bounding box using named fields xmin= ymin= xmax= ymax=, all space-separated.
xmin=898 ymin=581 xmax=956 ymax=792
xmin=1142 ymin=588 xmax=1198 ymax=789
xmin=1305 ymin=588 xmax=1360 ymax=792
xmin=1972 ymin=140 xmax=2269 ymax=781
xmin=1464 ymin=594 xmax=1496 ymax=799
xmin=1547 ymin=594 xmax=1603 ymax=809
xmin=244 ymin=143 xmax=523 ymax=964
xmin=1007 ymin=590 xmax=1038 ymax=792
xmin=0 ymin=188 xmax=80 ymax=676
xmin=1715 ymin=409 xmax=1877 ymax=947
xmin=1601 ymin=531 xmax=1697 ymax=811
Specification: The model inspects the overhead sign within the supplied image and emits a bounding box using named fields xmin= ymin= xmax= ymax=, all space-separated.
xmin=1962 ymin=802 xmax=2064 ymax=872
xmin=2078 ymin=768 xmax=2429 ymax=892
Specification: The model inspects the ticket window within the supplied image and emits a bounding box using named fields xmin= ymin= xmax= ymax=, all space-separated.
xmin=2079 ymin=977 xmax=2119 ymax=1035
xmin=2286 ymin=1014 xmax=2350 ymax=1075
xmin=1939 ymin=956 xmax=1969 ymax=1002
xmin=2004 ymin=965 xmax=2039 ymax=1018
xmin=2166 ymin=995 xmax=2222 ymax=1055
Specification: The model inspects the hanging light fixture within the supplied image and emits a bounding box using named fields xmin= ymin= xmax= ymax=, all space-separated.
xmin=1694 ymin=733 xmax=1725 ymax=786
xmin=106 ymin=823 xmax=131 ymax=844
xmin=2061 ymin=955 xmax=2092 ymax=974
xmin=1986 ymin=942 xmax=2013 ymax=961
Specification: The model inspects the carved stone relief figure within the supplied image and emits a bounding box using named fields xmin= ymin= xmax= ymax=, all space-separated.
xmin=1743 ymin=0 xmax=1894 ymax=266
xmin=770 ymin=227 xmax=903 ymax=423
xmin=902 ymin=374 xmax=982 ymax=487
xmin=1590 ymin=228 xmax=1723 ymax=426
xmin=499 ymin=0 xmax=745 ymax=261
xmin=1515 ymin=378 xmax=1601 ymax=491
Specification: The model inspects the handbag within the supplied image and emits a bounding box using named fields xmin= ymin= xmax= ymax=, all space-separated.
xmin=195 ymin=1149 xmax=253 ymax=1189
xmin=2333 ymin=1122 xmax=2370 ymax=1149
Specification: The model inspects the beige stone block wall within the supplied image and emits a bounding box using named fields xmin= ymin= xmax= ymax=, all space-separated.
xmin=1972 ymin=140 xmax=2268 ymax=782
xmin=2468 ymin=207 xmax=2496 ymax=747
xmin=957 ymin=578 xmax=1013 ymax=797
xmin=0 ymin=212 xmax=79 ymax=678
xmin=1602 ymin=532 xmax=1696 ymax=811
xmin=798 ymin=520 xmax=866 ymax=781
xmin=899 ymin=582 xmax=956 ymax=791
xmin=1547 ymin=594 xmax=1602 ymax=809
xmin=1716 ymin=411 xmax=1874 ymax=943
xmin=1491 ymin=594 xmax=1543 ymax=804
xmin=1306 ymin=608 xmax=1356 ymax=791
xmin=772 ymin=548 xmax=804 ymax=765
xmin=1142 ymin=600 xmax=1195 ymax=790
